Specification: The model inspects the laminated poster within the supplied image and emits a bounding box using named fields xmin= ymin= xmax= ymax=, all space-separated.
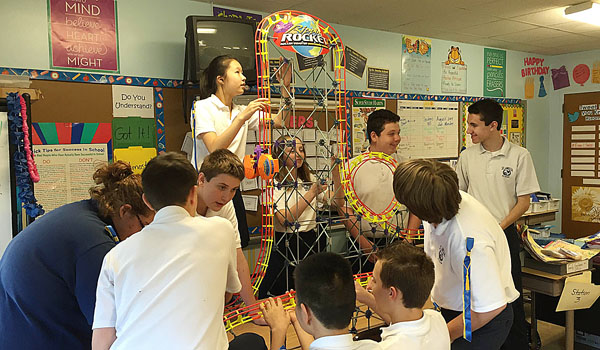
xmin=401 ymin=35 xmax=431 ymax=94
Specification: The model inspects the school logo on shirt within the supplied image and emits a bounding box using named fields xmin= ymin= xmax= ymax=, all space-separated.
xmin=501 ymin=166 xmax=513 ymax=178
xmin=438 ymin=246 xmax=445 ymax=263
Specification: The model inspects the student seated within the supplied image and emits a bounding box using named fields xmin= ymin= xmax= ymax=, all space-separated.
xmin=260 ymin=252 xmax=382 ymax=350
xmin=91 ymin=152 xmax=265 ymax=350
xmin=393 ymin=159 xmax=518 ymax=350
xmin=355 ymin=243 xmax=450 ymax=349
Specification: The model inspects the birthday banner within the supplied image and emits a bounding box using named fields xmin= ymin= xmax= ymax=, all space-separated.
xmin=48 ymin=0 xmax=119 ymax=72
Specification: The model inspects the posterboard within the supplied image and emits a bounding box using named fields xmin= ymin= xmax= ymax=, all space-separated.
xmin=461 ymin=102 xmax=524 ymax=148
xmin=0 ymin=112 xmax=13 ymax=255
xmin=351 ymin=98 xmax=385 ymax=155
xmin=397 ymin=100 xmax=459 ymax=159
xmin=33 ymin=144 xmax=109 ymax=213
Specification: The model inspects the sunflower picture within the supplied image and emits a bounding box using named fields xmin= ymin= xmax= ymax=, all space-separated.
xmin=572 ymin=186 xmax=600 ymax=223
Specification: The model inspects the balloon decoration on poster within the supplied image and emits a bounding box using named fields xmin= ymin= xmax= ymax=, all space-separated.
xmin=551 ymin=65 xmax=570 ymax=90
xmin=521 ymin=57 xmax=548 ymax=99
xmin=573 ymin=64 xmax=590 ymax=86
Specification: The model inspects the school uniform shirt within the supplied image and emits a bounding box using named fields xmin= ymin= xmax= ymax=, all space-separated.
xmin=93 ymin=206 xmax=241 ymax=350
xmin=423 ymin=191 xmax=519 ymax=313
xmin=309 ymin=334 xmax=383 ymax=350
xmin=379 ymin=309 xmax=450 ymax=350
xmin=207 ymin=201 xmax=241 ymax=248
xmin=0 ymin=199 xmax=115 ymax=350
xmin=191 ymin=94 xmax=260 ymax=168
xmin=455 ymin=137 xmax=540 ymax=223
xmin=273 ymin=175 xmax=326 ymax=233
xmin=350 ymin=151 xmax=409 ymax=237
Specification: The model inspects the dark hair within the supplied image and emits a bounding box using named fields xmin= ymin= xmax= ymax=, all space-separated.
xmin=468 ymin=99 xmax=503 ymax=130
xmin=294 ymin=252 xmax=355 ymax=330
xmin=89 ymin=161 xmax=150 ymax=218
xmin=366 ymin=109 xmax=400 ymax=143
xmin=200 ymin=149 xmax=244 ymax=181
xmin=375 ymin=243 xmax=435 ymax=309
xmin=393 ymin=159 xmax=461 ymax=224
xmin=199 ymin=55 xmax=237 ymax=99
xmin=273 ymin=135 xmax=311 ymax=182
xmin=141 ymin=152 xmax=198 ymax=211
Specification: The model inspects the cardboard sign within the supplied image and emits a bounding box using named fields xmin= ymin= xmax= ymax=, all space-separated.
xmin=112 ymin=117 xmax=156 ymax=149
xmin=112 ymin=85 xmax=154 ymax=118
xmin=556 ymin=270 xmax=600 ymax=312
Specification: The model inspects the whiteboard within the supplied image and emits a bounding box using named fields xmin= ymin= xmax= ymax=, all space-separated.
xmin=0 ymin=112 xmax=13 ymax=256
xmin=397 ymin=100 xmax=459 ymax=159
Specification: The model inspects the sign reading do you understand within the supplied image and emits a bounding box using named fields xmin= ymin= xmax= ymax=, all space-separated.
xmin=112 ymin=86 xmax=154 ymax=118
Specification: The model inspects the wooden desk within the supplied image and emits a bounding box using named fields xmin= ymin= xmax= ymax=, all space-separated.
xmin=522 ymin=267 xmax=589 ymax=350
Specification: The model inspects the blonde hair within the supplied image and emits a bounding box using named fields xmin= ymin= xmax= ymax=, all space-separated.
xmin=89 ymin=161 xmax=149 ymax=219
xmin=393 ymin=159 xmax=460 ymax=224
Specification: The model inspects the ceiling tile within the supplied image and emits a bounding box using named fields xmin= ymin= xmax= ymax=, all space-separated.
xmin=490 ymin=27 xmax=570 ymax=42
xmin=510 ymin=7 xmax=571 ymax=26
xmin=459 ymin=20 xmax=538 ymax=37
xmin=550 ymin=21 xmax=600 ymax=33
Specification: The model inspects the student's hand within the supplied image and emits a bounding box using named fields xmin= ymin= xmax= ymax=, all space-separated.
xmin=277 ymin=56 xmax=292 ymax=88
xmin=259 ymin=297 xmax=290 ymax=332
xmin=288 ymin=307 xmax=298 ymax=324
xmin=354 ymin=281 xmax=373 ymax=305
xmin=239 ymin=98 xmax=270 ymax=122
xmin=310 ymin=182 xmax=328 ymax=196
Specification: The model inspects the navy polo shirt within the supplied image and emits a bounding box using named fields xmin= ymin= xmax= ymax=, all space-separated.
xmin=0 ymin=199 xmax=115 ymax=350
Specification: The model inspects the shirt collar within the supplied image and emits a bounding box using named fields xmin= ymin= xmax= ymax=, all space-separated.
xmin=380 ymin=312 xmax=428 ymax=338
xmin=310 ymin=334 xmax=354 ymax=349
xmin=151 ymin=205 xmax=191 ymax=224
xmin=209 ymin=94 xmax=231 ymax=112
xmin=478 ymin=136 xmax=509 ymax=156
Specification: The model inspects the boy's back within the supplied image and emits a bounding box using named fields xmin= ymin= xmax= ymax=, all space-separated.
xmin=379 ymin=309 xmax=448 ymax=350
xmin=93 ymin=206 xmax=240 ymax=349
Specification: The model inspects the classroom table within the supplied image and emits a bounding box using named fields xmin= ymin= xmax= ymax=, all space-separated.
xmin=522 ymin=266 xmax=592 ymax=350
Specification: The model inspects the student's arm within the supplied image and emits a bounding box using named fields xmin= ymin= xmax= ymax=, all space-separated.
xmin=289 ymin=307 xmax=314 ymax=350
xmin=92 ymin=328 xmax=116 ymax=350
xmin=446 ymin=304 xmax=507 ymax=342
xmin=354 ymin=281 xmax=391 ymax=324
xmin=236 ymin=247 xmax=267 ymax=326
xmin=259 ymin=298 xmax=290 ymax=349
xmin=405 ymin=213 xmax=421 ymax=243
xmin=454 ymin=156 xmax=468 ymax=192
xmin=274 ymin=183 xmax=326 ymax=226
xmin=499 ymin=194 xmax=530 ymax=230
xmin=200 ymin=99 xmax=269 ymax=152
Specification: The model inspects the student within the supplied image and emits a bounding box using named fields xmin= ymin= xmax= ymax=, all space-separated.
xmin=92 ymin=152 xmax=264 ymax=350
xmin=355 ymin=243 xmax=450 ymax=349
xmin=333 ymin=109 xmax=420 ymax=267
xmin=0 ymin=161 xmax=153 ymax=350
xmin=393 ymin=159 xmax=518 ymax=350
xmin=191 ymin=54 xmax=291 ymax=248
xmin=455 ymin=98 xmax=539 ymax=349
xmin=259 ymin=135 xmax=328 ymax=298
xmin=261 ymin=252 xmax=382 ymax=350
xmin=195 ymin=149 xmax=265 ymax=325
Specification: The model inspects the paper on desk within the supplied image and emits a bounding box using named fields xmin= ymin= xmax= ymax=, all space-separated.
xmin=556 ymin=271 xmax=600 ymax=312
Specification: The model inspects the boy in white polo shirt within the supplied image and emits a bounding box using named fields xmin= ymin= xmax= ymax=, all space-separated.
xmin=455 ymin=98 xmax=539 ymax=349
xmin=355 ymin=243 xmax=450 ymax=349
xmin=91 ymin=153 xmax=263 ymax=350
xmin=393 ymin=159 xmax=518 ymax=350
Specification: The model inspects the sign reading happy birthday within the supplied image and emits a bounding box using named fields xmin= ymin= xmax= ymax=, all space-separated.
xmin=272 ymin=14 xmax=330 ymax=58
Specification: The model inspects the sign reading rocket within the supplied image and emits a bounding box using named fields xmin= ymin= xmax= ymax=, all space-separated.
xmin=272 ymin=14 xmax=330 ymax=58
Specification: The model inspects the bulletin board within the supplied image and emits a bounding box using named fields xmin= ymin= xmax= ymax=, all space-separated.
xmin=396 ymin=99 xmax=460 ymax=159
xmin=461 ymin=102 xmax=526 ymax=148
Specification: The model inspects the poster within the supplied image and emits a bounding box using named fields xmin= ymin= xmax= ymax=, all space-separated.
xmin=33 ymin=144 xmax=109 ymax=213
xmin=367 ymin=67 xmax=389 ymax=91
xmin=572 ymin=186 xmax=600 ymax=223
xmin=441 ymin=46 xmax=467 ymax=94
xmin=483 ymin=48 xmax=506 ymax=97
xmin=114 ymin=146 xmax=157 ymax=174
xmin=213 ymin=6 xmax=262 ymax=24
xmin=112 ymin=86 xmax=154 ymax=118
xmin=344 ymin=46 xmax=367 ymax=78
xmin=112 ymin=117 xmax=156 ymax=149
xmin=352 ymin=98 xmax=385 ymax=155
xmin=401 ymin=35 xmax=431 ymax=94
xmin=48 ymin=0 xmax=119 ymax=72
xmin=296 ymin=53 xmax=324 ymax=72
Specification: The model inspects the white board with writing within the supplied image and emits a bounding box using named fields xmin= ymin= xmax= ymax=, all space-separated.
xmin=397 ymin=100 xmax=459 ymax=159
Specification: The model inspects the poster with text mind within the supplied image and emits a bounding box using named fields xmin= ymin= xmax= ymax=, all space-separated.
xmin=483 ymin=48 xmax=506 ymax=97
xmin=48 ymin=0 xmax=119 ymax=72
xmin=352 ymin=98 xmax=385 ymax=155
xmin=401 ymin=35 xmax=431 ymax=94
xmin=33 ymin=144 xmax=109 ymax=213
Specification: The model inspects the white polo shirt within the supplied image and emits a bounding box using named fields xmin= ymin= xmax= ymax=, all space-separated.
xmin=207 ymin=201 xmax=241 ymax=248
xmin=455 ymin=137 xmax=540 ymax=223
xmin=93 ymin=206 xmax=241 ymax=350
xmin=379 ymin=309 xmax=450 ymax=350
xmin=350 ymin=151 xmax=409 ymax=237
xmin=273 ymin=175 xmax=326 ymax=233
xmin=191 ymin=94 xmax=259 ymax=168
xmin=309 ymin=334 xmax=382 ymax=350
xmin=423 ymin=191 xmax=519 ymax=313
